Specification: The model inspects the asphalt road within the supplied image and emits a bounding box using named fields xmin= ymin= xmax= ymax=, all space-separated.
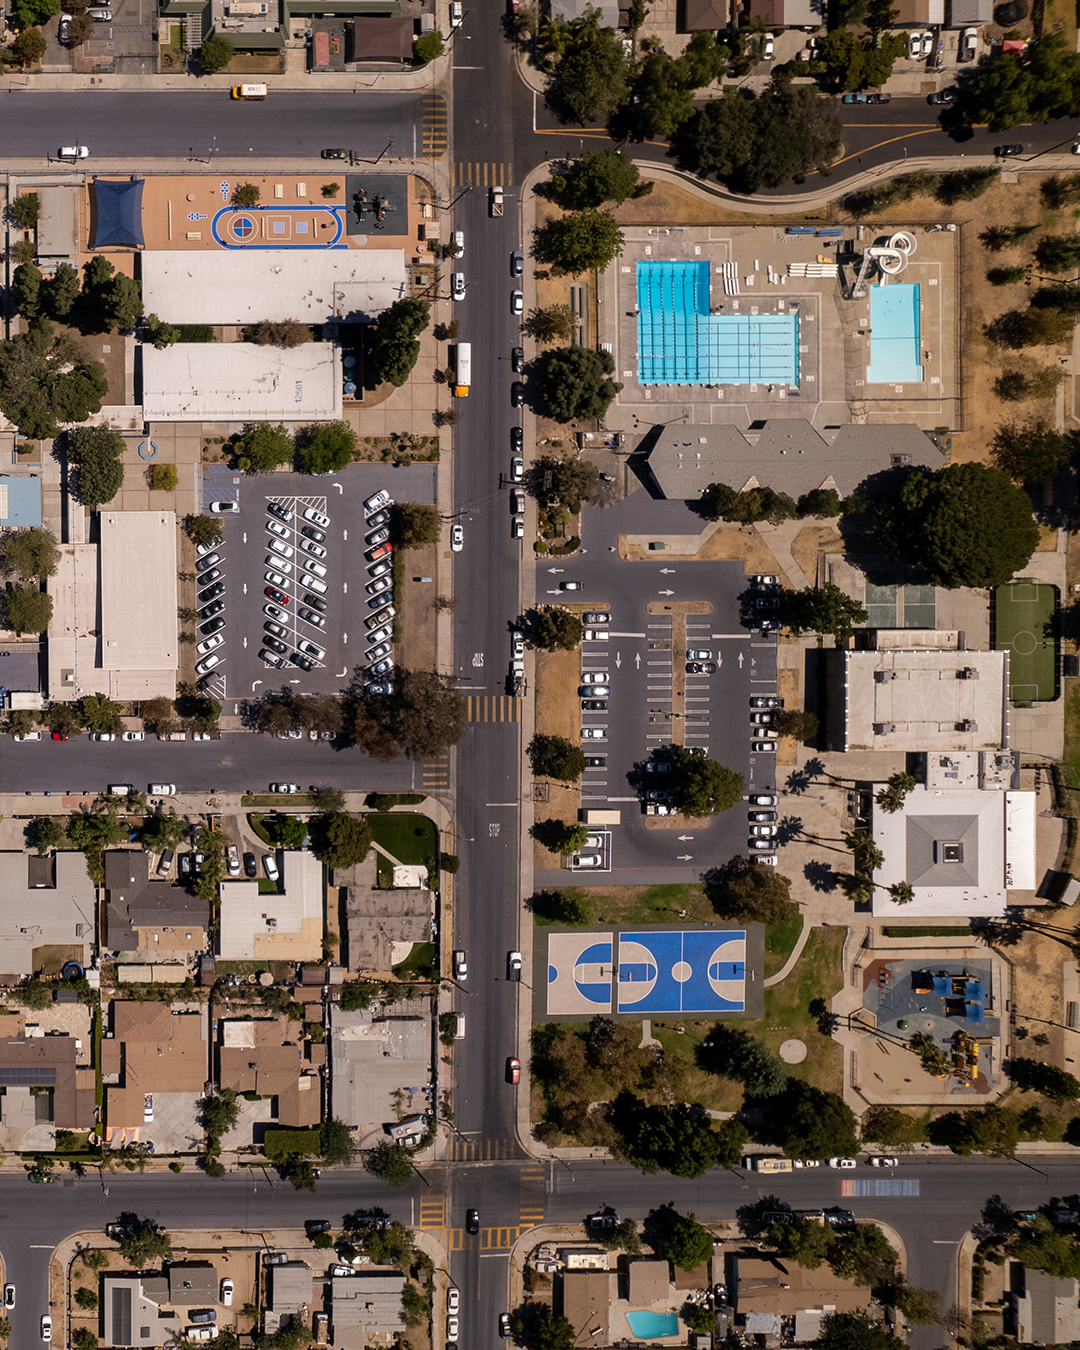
xmin=2 ymin=1156 xmax=1078 ymax=1350
xmin=0 ymin=90 xmax=427 ymax=161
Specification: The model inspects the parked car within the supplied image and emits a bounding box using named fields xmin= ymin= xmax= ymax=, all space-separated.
xmin=510 ymin=250 xmax=524 ymax=276
xmin=762 ymin=31 xmax=774 ymax=57
xmin=750 ymin=695 xmax=780 ymax=709
xmin=3 ymin=1285 xmax=14 ymax=1310
xmin=452 ymin=273 xmax=466 ymax=302
xmin=208 ymin=500 xmax=238 ymax=514
xmin=89 ymin=732 xmax=115 ymax=742
xmin=511 ymin=382 xmax=526 ymax=407
xmin=511 ymin=346 xmax=524 ymax=372
xmin=506 ymin=1057 xmax=520 ymax=1084
xmin=927 ymin=87 xmax=958 ymax=103
xmin=451 ymin=524 xmax=464 ymax=552
xmin=243 ymin=852 xmax=257 ymax=877
xmin=959 ymin=26 xmax=978 ymax=59
xmin=582 ymin=727 xmax=606 ymax=739
xmin=511 ymin=427 xmax=523 ymax=451
xmin=994 ymin=143 xmax=1024 ymax=157
xmin=511 ymin=290 xmax=523 ymax=314
xmin=41 ymin=1317 xmax=51 ymax=1343
xmin=262 ymin=1252 xmax=288 ymax=1267
xmin=749 ymin=793 xmax=778 ymax=806
xmin=869 ymin=1156 xmax=898 ymax=1167
xmin=749 ymin=811 xmax=778 ymax=822
xmin=907 ymin=29 xmax=925 ymax=58
xmin=578 ymin=684 xmax=610 ymax=697
xmin=581 ymin=699 xmax=607 ymax=711
xmin=262 ymin=855 xmax=279 ymax=881
xmin=297 ymin=639 xmax=325 ymax=661
xmin=453 ymin=950 xmax=468 ymax=980
xmin=686 ymin=662 xmax=717 ymax=674
xmin=828 ymin=1157 xmax=857 ymax=1169
xmin=196 ymin=633 xmax=225 ymax=657
xmin=751 ymin=740 xmax=777 ymax=753
xmin=270 ymin=783 xmax=299 ymax=794
xmin=194 ymin=653 xmax=221 ymax=676
xmin=363 ymin=491 xmax=390 ymax=514
xmin=268 ymin=502 xmax=293 ymax=523
xmin=265 ymin=586 xmax=289 ymax=606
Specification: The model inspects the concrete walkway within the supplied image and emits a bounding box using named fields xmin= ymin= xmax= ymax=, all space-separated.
xmin=763 ymin=919 xmax=812 ymax=988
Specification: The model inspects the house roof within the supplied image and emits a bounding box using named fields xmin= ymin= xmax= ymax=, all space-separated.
xmin=168 ymin=1263 xmax=218 ymax=1306
xmin=0 ymin=851 xmax=94 ymax=978
xmin=104 ymin=1002 xmax=206 ymax=1128
xmin=217 ymin=1016 xmax=321 ymax=1127
xmin=218 ymin=851 xmax=324 ymax=961
xmin=331 ymin=1272 xmax=406 ymax=1335
xmin=561 ymin=1271 xmax=615 ymax=1347
xmin=733 ymin=1253 xmax=871 ymax=1316
xmin=645 ymin=420 xmax=942 ymax=503
xmin=101 ymin=1275 xmax=170 ymax=1349
xmin=0 ymin=1032 xmax=92 ymax=1129
xmin=1016 ymin=1268 xmax=1080 ymax=1345
xmin=270 ymin=1262 xmax=313 ymax=1313
xmin=627 ymin=1261 xmax=671 ymax=1305
xmin=91 ymin=179 xmax=145 ymax=250
xmin=104 ymin=850 xmax=209 ymax=951
xmin=335 ymin=856 xmax=431 ymax=972
xmin=346 ymin=15 xmax=413 ymax=59
xmin=682 ymin=0 xmax=728 ymax=26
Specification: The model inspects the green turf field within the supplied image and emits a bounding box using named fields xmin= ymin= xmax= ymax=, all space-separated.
xmin=993 ymin=581 xmax=1059 ymax=703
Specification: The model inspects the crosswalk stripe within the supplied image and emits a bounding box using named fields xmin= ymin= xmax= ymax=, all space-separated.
xmin=453 ymin=162 xmax=513 ymax=187
xmin=466 ymin=696 xmax=520 ymax=722
xmin=423 ymin=90 xmax=448 ymax=158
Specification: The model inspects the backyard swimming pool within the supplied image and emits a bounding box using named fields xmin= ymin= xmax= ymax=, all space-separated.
xmin=637 ymin=260 xmax=799 ymax=387
xmin=866 ymin=282 xmax=923 ymax=385
xmin=626 ymin=1312 xmax=680 ymax=1339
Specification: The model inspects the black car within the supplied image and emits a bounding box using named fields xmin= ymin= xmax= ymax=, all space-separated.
xmin=466 ymin=1209 xmax=480 ymax=1235
xmin=291 ymin=651 xmax=315 ymax=671
xmin=243 ymin=852 xmax=257 ymax=877
xmin=584 ymin=756 xmax=606 ymax=767
xmin=511 ymin=382 xmax=526 ymax=407
xmin=199 ymin=581 xmax=225 ymax=603
xmin=927 ymin=87 xmax=958 ymax=103
xmin=200 ymin=617 xmax=226 ymax=637
xmin=994 ymin=143 xmax=1024 ymax=157
xmin=265 ymin=620 xmax=287 ymax=639
xmin=686 ymin=662 xmax=717 ymax=674
xmin=267 ymin=501 xmax=293 ymax=522
xmin=367 ymin=593 xmax=394 ymax=610
xmin=264 ymin=635 xmax=288 ymax=656
xmin=301 ymin=525 xmax=326 ymax=544
xmin=582 ymin=699 xmax=608 ymax=711
xmin=304 ymin=593 xmax=328 ymax=613
xmin=510 ymin=427 xmax=523 ymax=451
xmin=321 ymin=147 xmax=348 ymax=160
xmin=200 ymin=600 xmax=225 ymax=621
xmin=511 ymin=346 xmax=524 ymax=372
xmin=305 ymin=1219 xmax=332 ymax=1235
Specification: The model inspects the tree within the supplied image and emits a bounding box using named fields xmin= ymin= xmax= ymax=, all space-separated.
xmin=1031 ymin=284 xmax=1080 ymax=314
xmin=2 ymin=527 xmax=58 ymax=581
xmin=200 ymin=1091 xmax=240 ymax=1139
xmin=624 ymin=52 xmax=696 ymax=139
xmin=533 ymin=820 xmax=590 ymax=856
xmin=529 ymin=606 xmax=583 ymax=651
xmin=7 ymin=193 xmax=41 ymax=230
xmin=861 ymin=1105 xmax=922 ymax=1150
xmin=612 ymin=1096 xmax=746 ymax=1179
xmin=987 ymin=265 xmax=1028 ymax=286
xmin=393 ymin=502 xmax=441 ymax=549
xmin=1035 ymin=233 xmax=1080 ymax=273
xmin=232 ymin=183 xmax=260 ymax=208
xmin=535 ymin=346 xmax=622 ymax=422
xmin=709 ymin=865 xmax=797 ymax=924
xmin=10 ymin=25 xmax=47 ymax=65
xmin=249 ymin=320 xmax=310 ymax=348
xmin=651 ymin=1207 xmax=716 ymax=1268
xmin=1005 ymin=1057 xmax=1080 ymax=1103
xmin=985 ymin=307 xmax=1074 ymax=349
xmin=40 ymin=262 xmax=81 ymax=323
xmin=778 ymin=584 xmax=868 ymax=643
xmin=68 ymin=425 xmax=126 ymax=509
xmin=530 ymin=889 xmax=595 ymax=925
xmin=0 ymin=321 xmax=108 ymax=439
xmin=357 ymin=1220 xmax=414 ymax=1269
xmin=5 ymin=588 xmax=52 ymax=635
xmin=367 ymin=298 xmax=431 ymax=389
xmin=233 ymin=422 xmax=294 ymax=475
xmin=143 ymin=314 xmax=181 ymax=350
xmin=800 ymin=487 xmax=843 ymax=518
xmin=68 ymin=809 xmax=127 ymax=853
xmin=596 ymin=1218 xmax=642 ymax=1253
xmin=118 ymin=1220 xmax=173 ymax=1267
xmin=772 ymin=709 xmax=819 ymax=742
xmin=45 ymin=703 xmax=82 ymax=739
xmin=817 ymin=1312 xmax=897 ymax=1350
xmin=310 ymin=812 xmax=372 ymax=869
xmin=699 ymin=1025 xmax=789 ymax=1098
xmin=533 ymin=210 xmax=623 ymax=275
xmin=198 ymin=32 xmax=234 ymax=71
xmin=994 ymin=367 xmax=1065 ymax=402
xmin=552 ymin=150 xmax=645 ymax=210
xmin=780 ymin=1081 xmax=858 ymax=1160
xmin=875 ymin=773 xmax=916 ymax=814
xmin=534 ymin=456 xmax=599 ymax=511
xmin=139 ymin=809 xmax=187 ymax=856
xmin=365 ymin=1141 xmax=413 ymax=1188
xmin=930 ymin=1104 xmax=1020 ymax=1157
xmin=532 ymin=304 xmax=577 ymax=343
xmin=79 ymin=256 xmax=143 ymax=332
xmin=295 ymin=421 xmax=355 ymax=475
xmin=319 ymin=1117 xmax=355 ymax=1168
xmin=10 ymin=264 xmax=42 ymax=321
xmin=78 ymin=693 xmax=123 ymax=733
xmin=702 ymin=481 xmax=798 ymax=526
xmin=27 ymin=816 xmax=65 ymax=855
xmin=879 ymin=1278 xmax=940 ymax=1326
xmin=965 ymin=34 xmax=1080 ymax=130
xmin=71 ymin=1333 xmax=98 ymax=1350
xmin=769 ymin=1215 xmax=834 ymax=1269
xmin=991 ymin=419 xmax=1074 ymax=484
xmin=311 ymin=786 xmax=346 ymax=814
xmin=545 ymin=11 xmax=629 ymax=123
xmin=183 ymin=514 xmax=223 ymax=549
xmin=75 ymin=1288 xmax=99 ymax=1310
xmin=413 ymin=29 xmax=443 ymax=61
xmin=139 ymin=696 xmax=177 ymax=736
xmin=387 ymin=669 xmax=466 ymax=757
xmin=829 ymin=1221 xmax=898 ymax=1286
xmin=1014 ymin=1214 xmax=1080 ymax=1278
xmin=530 ymin=734 xmax=586 ymax=781
xmin=666 ymin=745 xmax=744 ymax=818
xmin=512 ymin=1303 xmax=575 ymax=1350
xmin=884 ymin=462 xmax=1039 ymax=589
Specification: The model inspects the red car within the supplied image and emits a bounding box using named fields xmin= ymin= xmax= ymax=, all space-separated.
xmin=366 ymin=542 xmax=392 ymax=562
xmin=264 ymin=586 xmax=289 ymax=606
xmin=506 ymin=1057 xmax=520 ymax=1085
xmin=51 ymin=732 xmax=68 ymax=741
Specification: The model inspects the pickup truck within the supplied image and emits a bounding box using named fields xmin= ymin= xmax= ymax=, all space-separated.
xmin=490 ymin=186 xmax=503 ymax=217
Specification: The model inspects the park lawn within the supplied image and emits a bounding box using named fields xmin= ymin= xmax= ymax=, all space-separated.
xmin=392 ymin=941 xmax=437 ymax=980
xmin=368 ymin=812 xmax=437 ymax=886
xmin=590 ymin=883 xmax=715 ymax=925
xmin=1063 ymin=683 xmax=1080 ymax=789
xmin=764 ymin=916 xmax=804 ymax=979
xmin=242 ymin=794 xmax=314 ymax=809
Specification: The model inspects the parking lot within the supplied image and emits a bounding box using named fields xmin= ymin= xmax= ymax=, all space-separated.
xmin=194 ymin=465 xmax=437 ymax=700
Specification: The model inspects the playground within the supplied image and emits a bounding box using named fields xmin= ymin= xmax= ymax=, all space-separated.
xmin=993 ymin=580 xmax=1059 ymax=704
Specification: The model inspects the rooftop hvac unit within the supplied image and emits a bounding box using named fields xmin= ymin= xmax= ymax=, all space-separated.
xmin=957 ymin=720 xmax=978 ymax=732
xmin=890 ymin=453 xmax=912 ymax=466
xmin=957 ymin=667 xmax=980 ymax=679
xmin=874 ymin=669 xmax=897 ymax=682
xmin=873 ymin=722 xmax=896 ymax=735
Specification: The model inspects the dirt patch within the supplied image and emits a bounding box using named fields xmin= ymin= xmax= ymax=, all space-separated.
xmin=1034 ymin=524 xmax=1059 ymax=552
xmin=643 ymin=812 xmax=710 ymax=830
xmin=531 ymin=645 xmax=584 ymax=869
xmin=776 ymin=668 xmax=801 ymax=765
xmin=609 ymin=179 xmax=835 ymax=230
xmin=790 ymin=524 xmax=843 ymax=586
xmin=397 ymin=541 xmax=439 ymax=673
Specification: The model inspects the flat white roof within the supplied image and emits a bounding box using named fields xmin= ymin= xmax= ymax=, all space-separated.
xmin=99 ymin=512 xmax=177 ymax=672
xmin=141 ymin=251 xmax=409 ymax=325
xmin=218 ymin=851 xmax=323 ymax=960
xmin=142 ymin=343 xmax=342 ymax=422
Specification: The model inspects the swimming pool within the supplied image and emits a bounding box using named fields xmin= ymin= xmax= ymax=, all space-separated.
xmin=866 ymin=282 xmax=923 ymax=385
xmin=626 ymin=1312 xmax=679 ymax=1339
xmin=637 ymin=260 xmax=799 ymax=387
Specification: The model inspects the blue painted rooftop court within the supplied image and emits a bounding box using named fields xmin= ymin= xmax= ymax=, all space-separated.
xmin=637 ymin=260 xmax=799 ymax=387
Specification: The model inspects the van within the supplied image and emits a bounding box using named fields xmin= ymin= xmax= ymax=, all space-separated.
xmin=454 ymin=1013 xmax=465 ymax=1040
xmin=149 ymin=784 xmax=176 ymax=796
xmin=107 ymin=784 xmax=135 ymax=797
xmin=231 ymin=83 xmax=267 ymax=99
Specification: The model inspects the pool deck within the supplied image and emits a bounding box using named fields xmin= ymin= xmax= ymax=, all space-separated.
xmin=607 ymin=223 xmax=959 ymax=435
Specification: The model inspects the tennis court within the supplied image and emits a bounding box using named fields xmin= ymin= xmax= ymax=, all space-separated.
xmin=993 ymin=581 xmax=1059 ymax=704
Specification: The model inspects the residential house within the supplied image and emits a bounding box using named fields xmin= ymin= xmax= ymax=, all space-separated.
xmin=218 ymin=851 xmax=323 ymax=961
xmin=102 ymin=1001 xmax=206 ymax=1145
xmin=330 ymin=1272 xmax=406 ymax=1348
xmin=216 ymin=1015 xmax=322 ymax=1127
xmin=1013 ymin=1267 xmax=1080 ymax=1345
xmin=104 ymin=850 xmax=209 ymax=959
xmin=0 ymin=852 xmax=94 ymax=979
xmin=101 ymin=1274 xmax=174 ymax=1348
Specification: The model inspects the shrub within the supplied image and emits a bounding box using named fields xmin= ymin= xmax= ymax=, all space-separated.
xmin=148 ymin=464 xmax=177 ymax=491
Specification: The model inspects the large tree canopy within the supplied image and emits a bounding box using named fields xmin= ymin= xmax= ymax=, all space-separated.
xmin=535 ymin=346 xmax=622 ymax=422
xmin=883 ymin=462 xmax=1039 ymax=589
xmin=0 ymin=321 xmax=108 ymax=440
xmin=963 ymin=34 xmax=1080 ymax=131
xmin=533 ymin=209 xmax=624 ymax=275
xmin=543 ymin=11 xmax=629 ymax=124
xmin=665 ymin=745 xmax=744 ymax=817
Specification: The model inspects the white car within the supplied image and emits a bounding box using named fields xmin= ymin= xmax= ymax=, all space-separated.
xmin=920 ymin=30 xmax=934 ymax=56
xmin=41 ymin=1317 xmax=51 ymax=1343
xmin=451 ymin=524 xmax=464 ymax=551
xmin=869 ymin=1156 xmax=898 ymax=1167
xmin=300 ymin=539 xmax=327 ymax=559
xmin=367 ymin=624 xmax=393 ymax=645
xmin=907 ymin=29 xmax=925 ymax=58
xmin=13 ymin=731 xmax=41 ymax=741
xmin=270 ymin=783 xmax=299 ymax=794
xmin=510 ymin=457 xmax=524 ymax=482
xmin=89 ymin=732 xmax=115 ymax=741
xmin=453 ymin=950 xmax=468 ymax=980
xmin=512 ymin=633 xmax=524 ymax=659
xmin=762 ymin=31 xmax=774 ymax=57
xmin=268 ymin=538 xmax=294 ymax=559
xmin=363 ymin=492 xmax=389 ymax=515
xmin=448 ymin=1290 xmax=460 ymax=1315
xmin=195 ymin=653 xmax=221 ymax=675
xmin=263 ymin=854 xmax=279 ymax=880
xmin=221 ymin=1279 xmax=234 ymax=1307
xmin=368 ymin=560 xmax=391 ymax=579
xmin=452 ymin=273 xmax=466 ymax=301
xmin=304 ymin=558 xmax=328 ymax=578
xmin=305 ymin=506 xmax=331 ymax=528
xmin=297 ymin=639 xmax=325 ymax=661
xmin=265 ymin=570 xmax=290 ymax=589
xmin=187 ymin=1329 xmax=218 ymax=1343
xmin=266 ymin=519 xmax=289 ymax=539
xmin=582 ymin=727 xmax=606 ymax=739
xmin=122 ymin=731 xmax=145 ymax=741
xmin=450 ymin=0 xmax=462 ymax=24
xmin=959 ymin=26 xmax=978 ymax=59
xmin=581 ymin=671 xmax=607 ymax=684
xmin=196 ymin=633 xmax=225 ymax=656
xmin=686 ymin=648 xmax=712 ymax=660
xmin=264 ymin=603 xmax=287 ymax=623
xmin=447 ymin=1319 xmax=459 ymax=1341
xmin=452 ymin=229 xmax=464 ymax=257
xmin=208 ymin=501 xmax=239 ymax=514
xmin=828 ymin=1157 xmax=857 ymax=1169
xmin=59 ymin=145 xmax=89 ymax=160
xmin=265 ymin=556 xmax=293 ymax=575
xmin=367 ymin=575 xmax=392 ymax=595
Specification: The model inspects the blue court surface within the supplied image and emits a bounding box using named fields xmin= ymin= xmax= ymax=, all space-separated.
xmin=541 ymin=925 xmax=764 ymax=1022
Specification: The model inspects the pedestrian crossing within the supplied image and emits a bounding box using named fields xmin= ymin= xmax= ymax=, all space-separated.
xmin=422 ymin=755 xmax=450 ymax=792
xmin=447 ymin=1136 xmax=517 ymax=1161
xmin=466 ymin=696 xmax=521 ymax=723
xmin=423 ymin=90 xmax=448 ymax=158
xmin=418 ymin=1190 xmax=446 ymax=1229
xmin=453 ymin=162 xmax=514 ymax=187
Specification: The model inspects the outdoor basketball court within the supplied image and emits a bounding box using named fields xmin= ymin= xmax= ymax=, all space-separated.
xmin=538 ymin=924 xmax=764 ymax=1022
xmin=993 ymin=581 xmax=1059 ymax=704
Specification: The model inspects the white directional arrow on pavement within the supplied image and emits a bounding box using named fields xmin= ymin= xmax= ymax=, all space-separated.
xmin=333 ymin=482 xmax=343 ymax=494
xmin=738 ymin=652 xmax=744 ymax=667
xmin=635 ymin=653 xmax=641 ymax=668
xmin=717 ymin=652 xmax=723 ymax=667
xmin=242 ymin=532 xmax=248 ymax=543
xmin=242 ymin=583 xmax=248 ymax=594
xmin=343 ymin=582 xmax=348 ymax=594
xmin=678 ymin=835 xmax=694 ymax=841
xmin=243 ymin=637 xmax=248 ymax=648
xmin=660 ymin=568 xmax=676 ymax=574
xmin=343 ymin=529 xmax=348 ymax=541
xmin=343 ymin=632 xmax=348 ymax=644
xmin=658 ymin=589 xmax=674 ymax=597
xmin=615 ymin=653 xmax=622 ymax=668
xmin=677 ymin=854 xmax=693 ymax=861
xmin=548 ymin=568 xmax=564 ymax=574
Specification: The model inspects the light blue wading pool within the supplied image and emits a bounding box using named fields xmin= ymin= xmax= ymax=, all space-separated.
xmin=625 ymin=1312 xmax=680 ymax=1338
xmin=866 ymin=282 xmax=924 ymax=385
